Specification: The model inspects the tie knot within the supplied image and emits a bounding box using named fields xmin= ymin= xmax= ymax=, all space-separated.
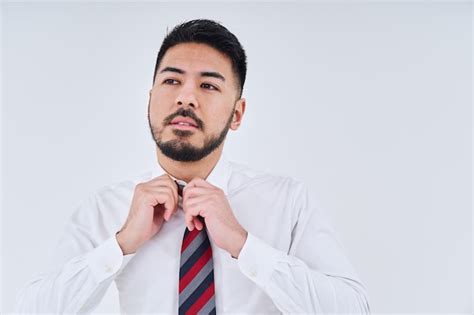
xmin=176 ymin=181 xmax=185 ymax=197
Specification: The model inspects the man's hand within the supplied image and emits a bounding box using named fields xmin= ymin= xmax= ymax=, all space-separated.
xmin=116 ymin=174 xmax=179 ymax=255
xmin=182 ymin=178 xmax=248 ymax=258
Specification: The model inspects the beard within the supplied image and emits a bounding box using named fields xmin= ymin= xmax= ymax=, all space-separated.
xmin=148 ymin=105 xmax=235 ymax=162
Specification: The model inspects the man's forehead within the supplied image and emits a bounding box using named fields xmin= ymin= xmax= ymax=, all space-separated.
xmin=158 ymin=43 xmax=232 ymax=77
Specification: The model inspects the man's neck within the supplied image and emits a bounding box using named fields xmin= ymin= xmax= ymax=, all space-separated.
xmin=155 ymin=146 xmax=223 ymax=183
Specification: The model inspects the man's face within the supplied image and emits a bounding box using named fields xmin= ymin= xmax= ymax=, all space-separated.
xmin=148 ymin=42 xmax=244 ymax=162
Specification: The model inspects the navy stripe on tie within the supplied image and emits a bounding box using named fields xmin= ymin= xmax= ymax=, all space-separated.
xmin=179 ymin=270 xmax=214 ymax=315
xmin=179 ymin=234 xmax=211 ymax=278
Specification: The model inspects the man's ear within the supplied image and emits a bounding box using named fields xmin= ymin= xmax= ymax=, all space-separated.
xmin=230 ymin=98 xmax=246 ymax=131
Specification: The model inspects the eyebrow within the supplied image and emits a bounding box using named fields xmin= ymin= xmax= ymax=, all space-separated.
xmin=159 ymin=66 xmax=226 ymax=82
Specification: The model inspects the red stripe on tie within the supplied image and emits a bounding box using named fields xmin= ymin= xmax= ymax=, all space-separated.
xmin=185 ymin=281 xmax=215 ymax=315
xmin=179 ymin=246 xmax=212 ymax=293
xmin=181 ymin=228 xmax=200 ymax=253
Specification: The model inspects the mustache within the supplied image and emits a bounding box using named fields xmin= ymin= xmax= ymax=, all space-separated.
xmin=164 ymin=108 xmax=203 ymax=129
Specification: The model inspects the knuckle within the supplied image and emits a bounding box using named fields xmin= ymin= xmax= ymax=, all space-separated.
xmin=134 ymin=183 xmax=146 ymax=194
xmin=166 ymin=185 xmax=174 ymax=196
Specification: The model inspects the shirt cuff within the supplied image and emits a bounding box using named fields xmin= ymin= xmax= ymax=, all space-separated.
xmin=237 ymin=232 xmax=284 ymax=289
xmin=85 ymin=234 xmax=135 ymax=283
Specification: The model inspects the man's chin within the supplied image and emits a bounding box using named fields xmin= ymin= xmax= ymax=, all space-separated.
xmin=159 ymin=137 xmax=196 ymax=148
xmin=159 ymin=148 xmax=203 ymax=162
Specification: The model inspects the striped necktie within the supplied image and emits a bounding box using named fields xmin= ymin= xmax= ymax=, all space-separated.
xmin=177 ymin=182 xmax=216 ymax=315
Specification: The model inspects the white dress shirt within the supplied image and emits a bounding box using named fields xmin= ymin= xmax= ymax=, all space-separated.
xmin=16 ymin=152 xmax=371 ymax=314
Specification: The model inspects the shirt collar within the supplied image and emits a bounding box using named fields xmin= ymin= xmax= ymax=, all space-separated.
xmin=150 ymin=151 xmax=230 ymax=196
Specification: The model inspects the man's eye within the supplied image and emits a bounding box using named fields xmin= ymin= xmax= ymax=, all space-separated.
xmin=201 ymin=83 xmax=218 ymax=91
xmin=163 ymin=79 xmax=179 ymax=85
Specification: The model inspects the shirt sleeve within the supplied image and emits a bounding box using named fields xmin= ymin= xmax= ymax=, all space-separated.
xmin=15 ymin=193 xmax=135 ymax=314
xmin=237 ymin=181 xmax=371 ymax=314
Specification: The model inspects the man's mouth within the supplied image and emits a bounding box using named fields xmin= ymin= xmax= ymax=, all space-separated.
xmin=169 ymin=117 xmax=199 ymax=130
xmin=170 ymin=122 xmax=198 ymax=130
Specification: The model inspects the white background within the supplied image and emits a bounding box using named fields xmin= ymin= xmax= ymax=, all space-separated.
xmin=1 ymin=1 xmax=472 ymax=313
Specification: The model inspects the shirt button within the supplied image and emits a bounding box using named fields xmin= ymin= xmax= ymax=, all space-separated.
xmin=249 ymin=269 xmax=257 ymax=278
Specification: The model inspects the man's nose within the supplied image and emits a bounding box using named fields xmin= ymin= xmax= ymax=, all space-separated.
xmin=175 ymin=83 xmax=198 ymax=109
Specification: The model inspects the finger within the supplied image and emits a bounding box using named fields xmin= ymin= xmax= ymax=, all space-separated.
xmin=153 ymin=177 xmax=178 ymax=221
xmin=183 ymin=195 xmax=210 ymax=217
xmin=168 ymin=179 xmax=180 ymax=219
xmin=156 ymin=189 xmax=174 ymax=222
xmin=152 ymin=176 xmax=179 ymax=199
xmin=153 ymin=188 xmax=176 ymax=221
xmin=163 ymin=192 xmax=179 ymax=222
xmin=148 ymin=175 xmax=179 ymax=199
xmin=166 ymin=175 xmax=179 ymax=197
xmin=183 ymin=198 xmax=207 ymax=231
xmin=148 ymin=174 xmax=174 ymax=186
xmin=183 ymin=177 xmax=215 ymax=194
xmin=194 ymin=217 xmax=204 ymax=231
xmin=185 ymin=211 xmax=195 ymax=231
xmin=182 ymin=186 xmax=216 ymax=202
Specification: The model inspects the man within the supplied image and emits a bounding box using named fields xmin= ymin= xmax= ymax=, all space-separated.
xmin=16 ymin=19 xmax=371 ymax=314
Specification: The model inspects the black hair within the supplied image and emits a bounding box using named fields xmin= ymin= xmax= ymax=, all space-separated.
xmin=152 ymin=19 xmax=247 ymax=99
